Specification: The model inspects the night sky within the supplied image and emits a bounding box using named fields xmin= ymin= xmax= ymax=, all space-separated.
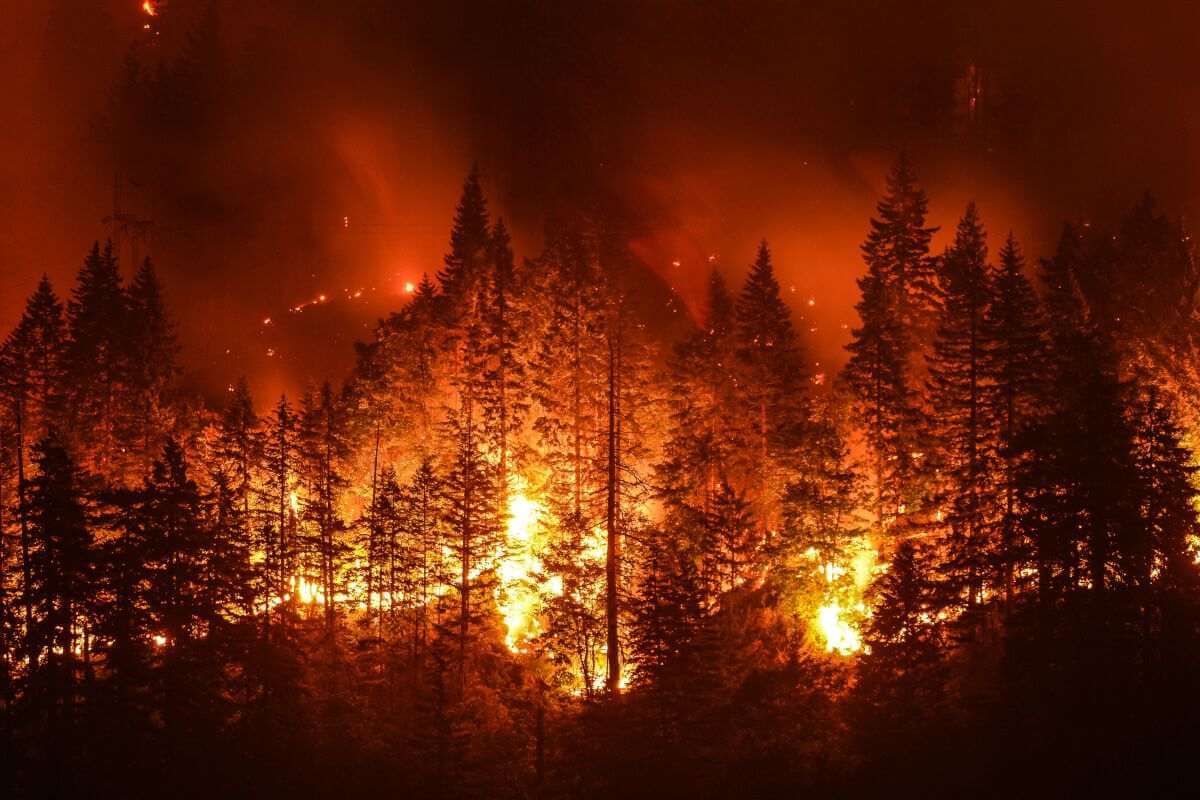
xmin=4 ymin=0 xmax=1198 ymax=401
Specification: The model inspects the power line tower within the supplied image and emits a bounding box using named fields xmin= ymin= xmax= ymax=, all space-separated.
xmin=103 ymin=171 xmax=154 ymax=269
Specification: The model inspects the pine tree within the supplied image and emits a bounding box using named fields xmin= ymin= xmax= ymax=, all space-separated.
xmin=596 ymin=224 xmax=655 ymax=697
xmin=399 ymin=457 xmax=446 ymax=654
xmin=845 ymin=156 xmax=938 ymax=538
xmin=438 ymin=165 xmax=491 ymax=318
xmin=440 ymin=403 xmax=501 ymax=690
xmin=1017 ymin=329 xmax=1139 ymax=602
xmin=137 ymin=440 xmax=230 ymax=746
xmin=926 ymin=204 xmax=995 ymax=609
xmin=843 ymin=255 xmax=913 ymax=532
xmin=539 ymin=510 xmax=605 ymax=697
xmin=701 ymin=480 xmax=756 ymax=598
xmin=298 ymin=383 xmax=351 ymax=632
xmin=984 ymin=234 xmax=1049 ymax=608
xmin=24 ymin=432 xmax=93 ymax=737
xmin=861 ymin=154 xmax=940 ymax=337
xmin=1127 ymin=383 xmax=1198 ymax=593
xmin=734 ymin=240 xmax=808 ymax=535
xmin=854 ymin=540 xmax=945 ymax=746
xmin=779 ymin=406 xmax=863 ymax=613
xmin=1 ymin=277 xmax=67 ymax=659
xmin=125 ymin=258 xmax=179 ymax=475
xmin=259 ymin=396 xmax=299 ymax=626
xmin=480 ymin=218 xmax=528 ymax=514
xmin=529 ymin=214 xmax=604 ymax=522
xmin=658 ymin=270 xmax=741 ymax=521
xmin=628 ymin=526 xmax=708 ymax=699
xmin=213 ymin=377 xmax=260 ymax=549
xmin=65 ymin=241 xmax=128 ymax=478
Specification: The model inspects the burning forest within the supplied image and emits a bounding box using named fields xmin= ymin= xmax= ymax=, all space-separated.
xmin=5 ymin=2 xmax=1200 ymax=798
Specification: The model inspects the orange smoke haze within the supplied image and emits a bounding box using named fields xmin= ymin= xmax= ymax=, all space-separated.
xmin=3 ymin=0 xmax=1200 ymax=404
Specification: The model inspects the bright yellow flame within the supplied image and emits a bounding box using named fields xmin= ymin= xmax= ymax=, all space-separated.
xmin=289 ymin=491 xmax=300 ymax=515
xmin=817 ymin=601 xmax=861 ymax=655
xmin=496 ymin=484 xmax=544 ymax=651
xmin=293 ymin=575 xmax=322 ymax=605
xmin=810 ymin=544 xmax=877 ymax=656
xmin=141 ymin=0 xmax=157 ymax=16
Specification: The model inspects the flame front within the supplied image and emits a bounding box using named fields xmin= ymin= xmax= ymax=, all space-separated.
xmin=497 ymin=484 xmax=544 ymax=651
xmin=141 ymin=0 xmax=158 ymax=16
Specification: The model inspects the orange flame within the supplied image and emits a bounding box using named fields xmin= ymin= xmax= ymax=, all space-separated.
xmin=141 ymin=1 xmax=158 ymax=16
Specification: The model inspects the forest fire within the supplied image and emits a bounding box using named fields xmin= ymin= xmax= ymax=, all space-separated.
xmin=497 ymin=484 xmax=546 ymax=651
xmin=6 ymin=3 xmax=1200 ymax=797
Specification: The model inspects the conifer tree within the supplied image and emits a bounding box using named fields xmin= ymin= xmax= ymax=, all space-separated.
xmin=658 ymin=270 xmax=741 ymax=520
xmin=259 ymin=396 xmax=299 ymax=625
xmin=137 ymin=440 xmax=229 ymax=743
xmin=854 ymin=540 xmax=945 ymax=747
xmin=779 ymin=407 xmax=863 ymax=605
xmin=440 ymin=403 xmax=501 ymax=689
xmin=125 ymin=258 xmax=179 ymax=475
xmin=539 ymin=511 xmax=605 ymax=696
xmin=399 ymin=457 xmax=446 ymax=654
xmin=701 ymin=480 xmax=756 ymax=597
xmin=1 ymin=277 xmax=67 ymax=653
xmin=213 ymin=377 xmax=259 ymax=545
xmin=845 ymin=156 xmax=938 ymax=537
xmin=24 ymin=432 xmax=93 ymax=735
xmin=438 ymin=165 xmax=491 ymax=319
xmin=65 ymin=242 xmax=129 ymax=475
xmin=984 ymin=234 xmax=1049 ymax=607
xmin=629 ymin=526 xmax=708 ymax=697
xmin=481 ymin=218 xmax=528 ymax=513
xmin=299 ymin=383 xmax=351 ymax=631
xmin=1127 ymin=383 xmax=1198 ymax=592
xmin=734 ymin=240 xmax=808 ymax=534
xmin=843 ymin=256 xmax=911 ymax=532
xmin=530 ymin=215 xmax=605 ymax=519
xmin=861 ymin=154 xmax=940 ymax=338
xmin=596 ymin=224 xmax=655 ymax=697
xmin=926 ymin=204 xmax=995 ymax=609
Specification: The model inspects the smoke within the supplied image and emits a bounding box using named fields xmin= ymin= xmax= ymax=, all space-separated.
xmin=3 ymin=0 xmax=1199 ymax=400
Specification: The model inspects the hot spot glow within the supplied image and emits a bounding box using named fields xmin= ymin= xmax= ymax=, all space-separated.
xmin=141 ymin=0 xmax=158 ymax=16
xmin=496 ymin=482 xmax=545 ymax=651
xmin=817 ymin=601 xmax=861 ymax=655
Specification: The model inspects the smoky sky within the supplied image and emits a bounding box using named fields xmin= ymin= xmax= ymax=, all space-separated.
xmin=3 ymin=0 xmax=1199 ymax=402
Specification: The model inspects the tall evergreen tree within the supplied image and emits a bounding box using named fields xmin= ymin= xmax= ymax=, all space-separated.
xmin=65 ymin=241 xmax=128 ymax=478
xmin=440 ymin=403 xmax=501 ymax=690
xmin=1 ymin=277 xmax=67 ymax=658
xmin=734 ymin=240 xmax=808 ymax=536
xmin=854 ymin=540 xmax=946 ymax=754
xmin=259 ymin=396 xmax=299 ymax=626
xmin=438 ymin=165 xmax=491 ymax=317
xmin=23 ymin=433 xmax=93 ymax=744
xmin=125 ymin=258 xmax=179 ymax=475
xmin=926 ymin=204 xmax=995 ymax=609
xmin=983 ymin=234 xmax=1049 ymax=607
xmin=299 ymin=383 xmax=351 ymax=631
xmin=845 ymin=157 xmax=937 ymax=538
xmin=480 ymin=218 xmax=528 ymax=514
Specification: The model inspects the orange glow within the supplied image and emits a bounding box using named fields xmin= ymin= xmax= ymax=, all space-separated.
xmin=141 ymin=0 xmax=158 ymax=16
